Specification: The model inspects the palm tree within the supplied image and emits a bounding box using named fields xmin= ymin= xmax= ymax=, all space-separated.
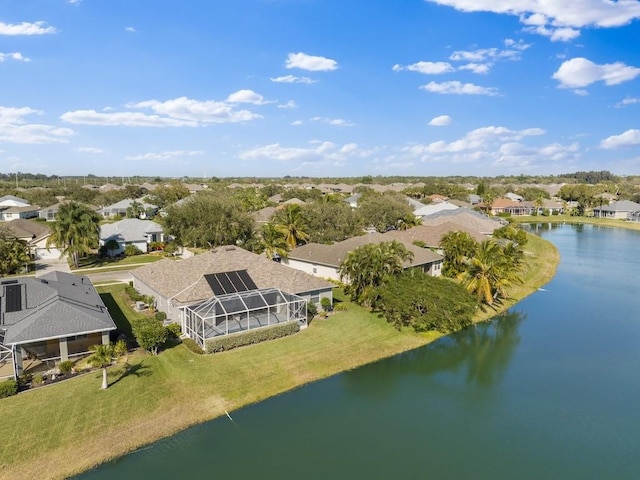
xmin=396 ymin=213 xmax=420 ymax=231
xmin=457 ymin=240 xmax=523 ymax=306
xmin=87 ymin=344 xmax=114 ymax=390
xmin=47 ymin=202 xmax=101 ymax=268
xmin=260 ymin=223 xmax=289 ymax=260
xmin=339 ymin=241 xmax=413 ymax=306
xmin=273 ymin=204 xmax=310 ymax=250
xmin=0 ymin=231 xmax=30 ymax=276
xmin=439 ymin=231 xmax=478 ymax=277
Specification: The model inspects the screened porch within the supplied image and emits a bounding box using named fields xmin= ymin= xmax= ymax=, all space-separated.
xmin=183 ymin=288 xmax=307 ymax=348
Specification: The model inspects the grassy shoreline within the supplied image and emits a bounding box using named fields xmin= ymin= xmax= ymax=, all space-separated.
xmin=0 ymin=232 xmax=559 ymax=480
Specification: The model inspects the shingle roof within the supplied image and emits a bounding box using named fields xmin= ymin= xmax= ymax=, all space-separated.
xmin=0 ymin=195 xmax=29 ymax=206
xmin=594 ymin=200 xmax=640 ymax=212
xmin=131 ymin=246 xmax=333 ymax=305
xmin=288 ymin=233 xmax=442 ymax=269
xmin=420 ymin=208 xmax=503 ymax=234
xmin=99 ymin=198 xmax=157 ymax=214
xmin=384 ymin=222 xmax=489 ymax=246
xmin=0 ymin=219 xmax=51 ymax=244
xmin=100 ymin=218 xmax=164 ymax=243
xmin=414 ymin=201 xmax=459 ymax=217
xmin=1 ymin=271 xmax=116 ymax=345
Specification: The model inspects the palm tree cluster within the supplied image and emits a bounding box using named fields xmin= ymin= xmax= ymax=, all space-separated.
xmin=339 ymin=240 xmax=413 ymax=307
xmin=47 ymin=202 xmax=101 ymax=268
xmin=0 ymin=230 xmax=30 ymax=276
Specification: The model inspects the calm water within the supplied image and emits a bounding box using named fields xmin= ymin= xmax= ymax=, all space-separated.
xmin=79 ymin=224 xmax=640 ymax=479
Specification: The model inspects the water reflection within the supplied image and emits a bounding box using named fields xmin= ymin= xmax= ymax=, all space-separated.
xmin=342 ymin=310 xmax=525 ymax=397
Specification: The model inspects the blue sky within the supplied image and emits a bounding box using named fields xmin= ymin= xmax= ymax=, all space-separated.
xmin=1 ymin=0 xmax=639 ymax=178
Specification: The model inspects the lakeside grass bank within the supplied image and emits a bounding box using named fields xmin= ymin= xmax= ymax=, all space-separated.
xmin=512 ymin=214 xmax=640 ymax=231
xmin=0 ymin=231 xmax=558 ymax=480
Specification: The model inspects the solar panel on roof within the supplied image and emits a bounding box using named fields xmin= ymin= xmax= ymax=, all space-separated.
xmin=4 ymin=284 xmax=22 ymax=313
xmin=204 ymin=270 xmax=258 ymax=295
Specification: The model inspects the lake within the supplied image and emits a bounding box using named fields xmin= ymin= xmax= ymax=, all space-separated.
xmin=78 ymin=224 xmax=640 ymax=479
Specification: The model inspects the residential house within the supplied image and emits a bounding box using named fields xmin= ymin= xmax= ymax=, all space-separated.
xmin=131 ymin=246 xmax=333 ymax=347
xmin=505 ymin=192 xmax=525 ymax=202
xmin=0 ymin=272 xmax=116 ymax=380
xmin=251 ymin=206 xmax=277 ymax=226
xmin=98 ymin=198 xmax=158 ymax=219
xmin=0 ymin=219 xmax=62 ymax=260
xmin=99 ymin=218 xmax=165 ymax=256
xmin=385 ymin=222 xmax=489 ymax=253
xmin=0 ymin=195 xmax=39 ymax=221
xmin=593 ymin=200 xmax=640 ymax=219
xmin=420 ymin=208 xmax=504 ymax=235
xmin=284 ymin=232 xmax=443 ymax=282
xmin=413 ymin=201 xmax=459 ymax=219
xmin=482 ymin=198 xmax=534 ymax=216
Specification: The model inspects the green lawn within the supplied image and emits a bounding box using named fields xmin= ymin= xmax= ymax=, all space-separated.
xmin=0 ymin=234 xmax=559 ymax=480
xmin=72 ymin=253 xmax=167 ymax=271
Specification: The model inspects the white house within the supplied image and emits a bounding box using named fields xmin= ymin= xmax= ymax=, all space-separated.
xmin=98 ymin=198 xmax=158 ymax=219
xmin=99 ymin=218 xmax=165 ymax=256
xmin=0 ymin=195 xmax=39 ymax=221
xmin=413 ymin=201 xmax=459 ymax=219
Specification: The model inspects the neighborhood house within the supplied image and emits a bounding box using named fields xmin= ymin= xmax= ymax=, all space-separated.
xmin=99 ymin=218 xmax=165 ymax=256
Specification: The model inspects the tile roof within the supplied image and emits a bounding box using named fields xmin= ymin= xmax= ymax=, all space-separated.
xmin=131 ymin=246 xmax=333 ymax=305
xmin=288 ymin=233 xmax=442 ymax=269
xmin=1 ymin=271 xmax=116 ymax=345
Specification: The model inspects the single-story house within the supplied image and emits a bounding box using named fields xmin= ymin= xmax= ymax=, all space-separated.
xmin=0 ymin=271 xmax=116 ymax=380
xmin=131 ymin=246 xmax=334 ymax=347
xmin=414 ymin=201 xmax=459 ymax=218
xmin=384 ymin=222 xmax=489 ymax=252
xmin=536 ymin=199 xmax=565 ymax=215
xmin=0 ymin=218 xmax=62 ymax=260
xmin=251 ymin=206 xmax=277 ymax=226
xmin=98 ymin=198 xmax=158 ymax=219
xmin=284 ymin=232 xmax=443 ymax=282
xmin=593 ymin=200 xmax=640 ymax=220
xmin=481 ymin=198 xmax=534 ymax=216
xmin=420 ymin=208 xmax=504 ymax=235
xmin=0 ymin=195 xmax=39 ymax=221
xmin=99 ymin=218 xmax=165 ymax=256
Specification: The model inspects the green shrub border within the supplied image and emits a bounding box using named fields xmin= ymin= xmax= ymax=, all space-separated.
xmin=182 ymin=337 xmax=204 ymax=354
xmin=0 ymin=379 xmax=18 ymax=399
xmin=205 ymin=321 xmax=300 ymax=354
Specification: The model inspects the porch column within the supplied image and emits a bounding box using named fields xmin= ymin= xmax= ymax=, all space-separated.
xmin=59 ymin=337 xmax=69 ymax=362
xmin=13 ymin=345 xmax=23 ymax=378
xmin=101 ymin=331 xmax=110 ymax=345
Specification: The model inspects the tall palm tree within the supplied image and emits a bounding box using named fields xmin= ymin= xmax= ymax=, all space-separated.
xmin=88 ymin=344 xmax=114 ymax=390
xmin=274 ymin=204 xmax=310 ymax=250
xmin=47 ymin=202 xmax=101 ymax=268
xmin=260 ymin=223 xmax=289 ymax=260
xmin=339 ymin=241 xmax=413 ymax=306
xmin=440 ymin=231 xmax=478 ymax=277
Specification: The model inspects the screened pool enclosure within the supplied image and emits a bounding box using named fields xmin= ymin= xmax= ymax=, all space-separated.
xmin=183 ymin=288 xmax=307 ymax=348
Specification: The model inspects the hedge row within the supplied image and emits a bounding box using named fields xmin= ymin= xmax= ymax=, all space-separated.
xmin=0 ymin=379 xmax=18 ymax=399
xmin=205 ymin=321 xmax=300 ymax=354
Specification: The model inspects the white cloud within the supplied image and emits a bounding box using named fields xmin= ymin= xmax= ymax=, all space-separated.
xmin=291 ymin=120 xmax=304 ymax=126
xmin=425 ymin=0 xmax=640 ymax=41
xmin=310 ymin=116 xmax=354 ymax=127
xmin=428 ymin=115 xmax=452 ymax=126
xmin=392 ymin=61 xmax=454 ymax=74
xmin=600 ymin=129 xmax=640 ymax=149
xmin=449 ymin=39 xmax=530 ymax=62
xmin=125 ymin=26 xmax=136 ymax=33
xmin=0 ymin=21 xmax=57 ymax=35
xmin=0 ymin=106 xmax=74 ymax=143
xmin=285 ymin=52 xmax=338 ymax=71
xmin=615 ymin=97 xmax=640 ymax=107
xmin=226 ymin=89 xmax=272 ymax=105
xmin=270 ymin=75 xmax=316 ymax=84
xmin=77 ymin=147 xmax=104 ymax=154
xmin=125 ymin=150 xmax=204 ymax=162
xmin=61 ymin=110 xmax=198 ymax=127
xmin=239 ymin=141 xmax=369 ymax=165
xmin=0 ymin=52 xmax=30 ymax=62
xmin=553 ymin=57 xmax=640 ymax=88
xmin=458 ymin=63 xmax=490 ymax=74
xmin=62 ymin=96 xmax=263 ymax=127
xmin=278 ymin=100 xmax=297 ymax=109
xmin=420 ymin=81 xmax=499 ymax=95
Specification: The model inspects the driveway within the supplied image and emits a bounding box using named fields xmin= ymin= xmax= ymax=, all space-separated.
xmin=34 ymin=256 xmax=71 ymax=277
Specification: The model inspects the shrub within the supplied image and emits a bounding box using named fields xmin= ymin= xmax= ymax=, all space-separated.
xmin=165 ymin=322 xmax=182 ymax=339
xmin=113 ymin=339 xmax=128 ymax=357
xmin=32 ymin=374 xmax=44 ymax=386
xmin=0 ymin=379 xmax=18 ymax=398
xmin=320 ymin=297 xmax=333 ymax=312
xmin=18 ymin=373 xmax=32 ymax=386
xmin=124 ymin=244 xmax=142 ymax=256
xmin=205 ymin=321 xmax=300 ymax=354
xmin=125 ymin=285 xmax=144 ymax=302
xmin=333 ymin=303 xmax=349 ymax=311
xmin=182 ymin=337 xmax=204 ymax=354
xmin=59 ymin=360 xmax=74 ymax=375
xmin=131 ymin=317 xmax=167 ymax=355
xmin=154 ymin=311 xmax=167 ymax=322
xmin=307 ymin=302 xmax=318 ymax=319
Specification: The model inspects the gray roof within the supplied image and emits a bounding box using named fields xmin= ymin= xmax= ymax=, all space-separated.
xmin=420 ymin=208 xmax=504 ymax=234
xmin=1 ymin=271 xmax=116 ymax=345
xmin=593 ymin=200 xmax=640 ymax=213
xmin=132 ymin=246 xmax=333 ymax=305
xmin=384 ymin=222 xmax=489 ymax=246
xmin=288 ymin=233 xmax=442 ymax=269
xmin=0 ymin=219 xmax=51 ymax=244
xmin=0 ymin=195 xmax=29 ymax=206
xmin=99 ymin=198 xmax=158 ymax=214
xmin=100 ymin=218 xmax=164 ymax=243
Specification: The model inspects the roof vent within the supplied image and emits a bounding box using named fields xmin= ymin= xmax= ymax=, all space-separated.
xmin=40 ymin=279 xmax=49 ymax=284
